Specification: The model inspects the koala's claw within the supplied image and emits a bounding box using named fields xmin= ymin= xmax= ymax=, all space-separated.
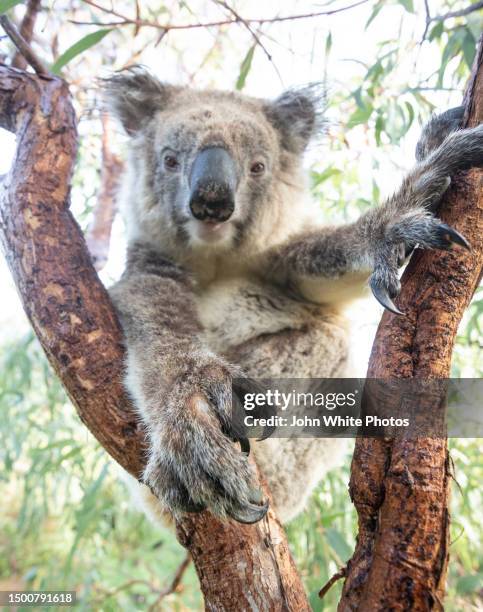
xmin=370 ymin=276 xmax=404 ymax=316
xmin=227 ymin=498 xmax=269 ymax=524
xmin=238 ymin=437 xmax=251 ymax=454
xmin=434 ymin=223 xmax=471 ymax=251
xmin=371 ymin=216 xmax=470 ymax=315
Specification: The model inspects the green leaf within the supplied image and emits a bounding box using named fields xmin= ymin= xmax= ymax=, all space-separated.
xmin=311 ymin=167 xmax=342 ymax=188
xmin=456 ymin=573 xmax=483 ymax=595
xmin=404 ymin=101 xmax=415 ymax=130
xmin=353 ymin=87 xmax=364 ymax=109
xmin=236 ymin=45 xmax=255 ymax=91
xmin=325 ymin=31 xmax=332 ymax=56
xmin=397 ymin=0 xmax=414 ymax=13
xmin=325 ymin=527 xmax=352 ymax=561
xmin=375 ymin=113 xmax=385 ymax=145
xmin=347 ymin=104 xmax=373 ymax=128
xmin=0 ymin=0 xmax=23 ymax=14
xmin=428 ymin=21 xmax=444 ymax=42
xmin=437 ymin=29 xmax=465 ymax=87
xmin=51 ymin=29 xmax=112 ymax=75
xmin=365 ymin=1 xmax=383 ymax=29
xmin=462 ymin=28 xmax=476 ymax=69
xmin=366 ymin=60 xmax=384 ymax=84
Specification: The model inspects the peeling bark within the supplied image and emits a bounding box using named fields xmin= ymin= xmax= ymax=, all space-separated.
xmin=338 ymin=39 xmax=483 ymax=611
xmin=0 ymin=65 xmax=309 ymax=611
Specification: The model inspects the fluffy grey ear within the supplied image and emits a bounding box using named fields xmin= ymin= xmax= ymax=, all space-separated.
xmin=102 ymin=66 xmax=177 ymax=134
xmin=264 ymin=84 xmax=327 ymax=153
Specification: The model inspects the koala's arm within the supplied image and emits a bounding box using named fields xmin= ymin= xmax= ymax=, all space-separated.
xmin=265 ymin=116 xmax=483 ymax=312
xmin=109 ymin=242 xmax=267 ymax=523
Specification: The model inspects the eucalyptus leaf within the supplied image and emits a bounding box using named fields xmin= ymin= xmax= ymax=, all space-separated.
xmin=397 ymin=0 xmax=414 ymax=13
xmin=347 ymin=104 xmax=373 ymax=128
xmin=429 ymin=21 xmax=444 ymax=42
xmin=0 ymin=0 xmax=23 ymax=14
xmin=462 ymin=28 xmax=476 ymax=69
xmin=365 ymin=1 xmax=383 ymax=29
xmin=325 ymin=527 xmax=352 ymax=561
xmin=51 ymin=29 xmax=112 ymax=74
xmin=236 ymin=45 xmax=255 ymax=91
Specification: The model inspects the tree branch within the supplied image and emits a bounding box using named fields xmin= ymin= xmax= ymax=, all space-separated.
xmin=74 ymin=0 xmax=370 ymax=31
xmin=338 ymin=36 xmax=483 ymax=610
xmin=431 ymin=1 xmax=483 ymax=22
xmin=0 ymin=14 xmax=48 ymax=75
xmin=11 ymin=0 xmax=42 ymax=71
xmin=421 ymin=0 xmax=483 ymax=42
xmin=0 ymin=64 xmax=310 ymax=610
xmin=85 ymin=114 xmax=123 ymax=271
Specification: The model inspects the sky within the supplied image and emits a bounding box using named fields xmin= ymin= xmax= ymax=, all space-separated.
xmin=0 ymin=0 xmax=470 ymax=372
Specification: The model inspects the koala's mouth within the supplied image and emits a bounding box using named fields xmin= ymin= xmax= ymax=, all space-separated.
xmin=190 ymin=216 xmax=233 ymax=244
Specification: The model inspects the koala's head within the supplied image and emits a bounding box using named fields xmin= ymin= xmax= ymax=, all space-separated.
xmin=104 ymin=67 xmax=326 ymax=254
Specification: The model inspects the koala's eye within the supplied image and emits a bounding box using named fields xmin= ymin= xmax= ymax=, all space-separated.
xmin=250 ymin=161 xmax=265 ymax=175
xmin=164 ymin=154 xmax=180 ymax=171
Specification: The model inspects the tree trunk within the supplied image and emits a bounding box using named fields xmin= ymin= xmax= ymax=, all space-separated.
xmin=0 ymin=65 xmax=309 ymax=611
xmin=338 ymin=37 xmax=483 ymax=611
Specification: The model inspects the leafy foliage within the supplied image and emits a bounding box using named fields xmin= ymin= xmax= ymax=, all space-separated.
xmin=0 ymin=335 xmax=202 ymax=610
xmin=51 ymin=29 xmax=112 ymax=75
xmin=0 ymin=0 xmax=23 ymax=15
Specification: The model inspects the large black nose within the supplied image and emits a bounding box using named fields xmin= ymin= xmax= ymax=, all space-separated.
xmin=189 ymin=147 xmax=237 ymax=222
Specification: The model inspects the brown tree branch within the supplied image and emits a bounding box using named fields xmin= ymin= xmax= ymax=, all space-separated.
xmin=85 ymin=114 xmax=123 ymax=271
xmin=421 ymin=0 xmax=483 ymax=42
xmin=0 ymin=65 xmax=310 ymax=610
xmin=0 ymin=15 xmax=48 ymax=75
xmin=431 ymin=1 xmax=483 ymax=22
xmin=338 ymin=37 xmax=483 ymax=611
xmin=73 ymin=0 xmax=370 ymax=30
xmin=11 ymin=0 xmax=42 ymax=70
xmin=212 ymin=0 xmax=272 ymax=62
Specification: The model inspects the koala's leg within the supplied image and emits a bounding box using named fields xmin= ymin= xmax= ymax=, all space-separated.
xmin=266 ymin=122 xmax=483 ymax=314
xmin=225 ymin=319 xmax=351 ymax=523
xmin=110 ymin=242 xmax=267 ymax=524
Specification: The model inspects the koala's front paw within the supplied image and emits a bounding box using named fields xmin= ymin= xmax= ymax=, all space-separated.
xmin=143 ymin=358 xmax=268 ymax=524
xmin=370 ymin=211 xmax=470 ymax=314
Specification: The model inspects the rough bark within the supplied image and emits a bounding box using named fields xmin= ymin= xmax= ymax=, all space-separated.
xmin=338 ymin=39 xmax=483 ymax=611
xmin=0 ymin=64 xmax=310 ymax=611
xmin=85 ymin=114 xmax=123 ymax=271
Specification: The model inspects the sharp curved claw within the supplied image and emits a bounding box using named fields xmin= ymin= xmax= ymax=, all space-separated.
xmin=238 ymin=437 xmax=251 ymax=455
xmin=257 ymin=423 xmax=276 ymax=442
xmin=370 ymin=277 xmax=404 ymax=315
xmin=227 ymin=499 xmax=269 ymax=524
xmin=437 ymin=224 xmax=471 ymax=251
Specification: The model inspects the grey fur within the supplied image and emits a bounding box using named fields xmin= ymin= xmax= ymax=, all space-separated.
xmin=105 ymin=67 xmax=483 ymax=523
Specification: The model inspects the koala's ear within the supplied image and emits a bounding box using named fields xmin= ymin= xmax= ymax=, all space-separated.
xmin=102 ymin=66 xmax=178 ymax=135
xmin=264 ymin=84 xmax=327 ymax=153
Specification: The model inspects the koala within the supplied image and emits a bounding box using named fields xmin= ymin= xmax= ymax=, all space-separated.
xmin=104 ymin=67 xmax=483 ymax=525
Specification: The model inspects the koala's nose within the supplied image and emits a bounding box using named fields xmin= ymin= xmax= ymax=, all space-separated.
xmin=189 ymin=147 xmax=237 ymax=222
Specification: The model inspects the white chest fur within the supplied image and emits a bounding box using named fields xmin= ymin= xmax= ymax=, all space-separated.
xmin=197 ymin=277 xmax=315 ymax=354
